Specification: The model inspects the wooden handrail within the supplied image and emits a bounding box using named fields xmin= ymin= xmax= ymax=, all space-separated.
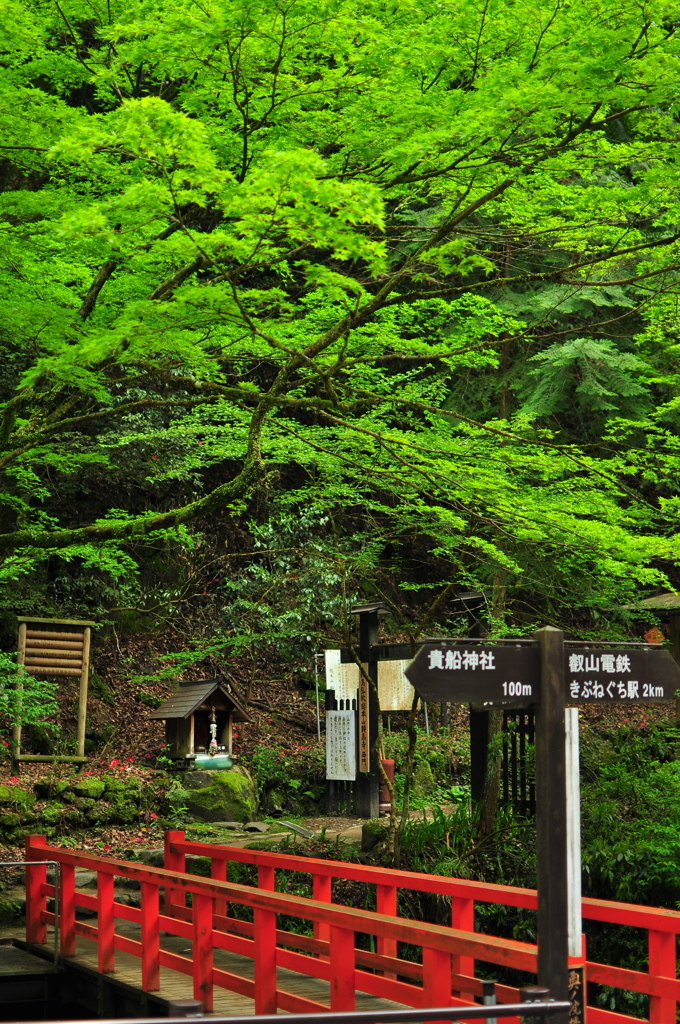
xmin=25 ymin=837 xmax=537 ymax=971
xmin=26 ymin=833 xmax=680 ymax=1024
xmin=171 ymin=837 xmax=538 ymax=907
xmin=167 ymin=832 xmax=680 ymax=1024
xmin=169 ymin=835 xmax=680 ymax=931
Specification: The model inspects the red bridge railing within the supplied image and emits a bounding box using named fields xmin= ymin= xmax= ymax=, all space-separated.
xmin=25 ymin=835 xmax=540 ymax=1018
xmin=25 ymin=833 xmax=680 ymax=1024
xmin=166 ymin=832 xmax=680 ymax=1024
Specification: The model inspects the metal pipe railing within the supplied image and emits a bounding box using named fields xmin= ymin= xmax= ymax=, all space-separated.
xmin=23 ymin=1001 xmax=571 ymax=1024
xmin=0 ymin=858 xmax=60 ymax=968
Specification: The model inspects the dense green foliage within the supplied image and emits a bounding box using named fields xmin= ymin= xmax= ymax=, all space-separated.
xmin=581 ymin=719 xmax=680 ymax=905
xmin=0 ymin=653 xmax=58 ymax=729
xmin=383 ymin=725 xmax=469 ymax=804
xmin=3 ymin=0 xmax=680 ymax=644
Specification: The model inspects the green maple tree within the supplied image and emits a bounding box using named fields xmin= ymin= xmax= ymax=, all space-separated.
xmin=1 ymin=0 xmax=680 ymax=623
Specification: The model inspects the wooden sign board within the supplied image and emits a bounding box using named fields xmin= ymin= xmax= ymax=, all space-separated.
xmin=404 ymin=627 xmax=680 ymax=1021
xmin=377 ymin=658 xmax=414 ymax=711
xmin=405 ymin=643 xmax=680 ymax=707
xmin=328 ymin=648 xmax=414 ymax=711
xmin=326 ymin=711 xmax=356 ymax=781
xmin=404 ymin=644 xmax=540 ymax=706
xmin=324 ymin=650 xmax=360 ymax=703
xmin=15 ymin=616 xmax=95 ymax=763
xmin=566 ymin=647 xmax=679 ymax=702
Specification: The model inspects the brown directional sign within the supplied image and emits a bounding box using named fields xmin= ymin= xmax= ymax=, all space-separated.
xmin=404 ymin=643 xmax=541 ymax=706
xmin=566 ymin=647 xmax=680 ymax=703
xmin=405 ymin=642 xmax=680 ymax=706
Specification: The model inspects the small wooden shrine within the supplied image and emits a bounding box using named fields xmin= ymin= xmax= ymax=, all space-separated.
xmin=148 ymin=677 xmax=250 ymax=759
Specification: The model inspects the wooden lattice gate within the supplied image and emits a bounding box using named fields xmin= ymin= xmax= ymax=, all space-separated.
xmin=502 ymin=708 xmax=536 ymax=816
xmin=14 ymin=615 xmax=94 ymax=763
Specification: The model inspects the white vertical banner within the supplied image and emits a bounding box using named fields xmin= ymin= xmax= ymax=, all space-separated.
xmin=325 ymin=649 xmax=360 ymax=703
xmin=565 ymin=707 xmax=582 ymax=959
xmin=326 ymin=710 xmax=356 ymax=780
xmin=324 ymin=648 xmax=342 ymax=688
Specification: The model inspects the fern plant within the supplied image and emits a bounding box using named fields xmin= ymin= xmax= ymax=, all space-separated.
xmin=518 ymin=338 xmax=650 ymax=419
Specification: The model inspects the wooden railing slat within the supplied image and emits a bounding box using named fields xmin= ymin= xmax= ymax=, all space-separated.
xmin=141 ymin=881 xmax=160 ymax=992
xmin=98 ymin=871 xmax=115 ymax=975
xmin=25 ymin=665 xmax=82 ymax=677
xmin=25 ymin=629 xmax=85 ymax=640
xmin=193 ymin=892 xmax=214 ymax=1012
xmin=330 ymin=925 xmax=355 ymax=1011
xmin=60 ymin=862 xmax=76 ymax=958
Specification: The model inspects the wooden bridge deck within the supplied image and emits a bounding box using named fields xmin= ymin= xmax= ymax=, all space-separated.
xmin=33 ymin=924 xmax=403 ymax=1016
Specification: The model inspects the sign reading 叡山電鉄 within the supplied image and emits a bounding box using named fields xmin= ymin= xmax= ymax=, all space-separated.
xmin=566 ymin=647 xmax=679 ymax=702
xmin=404 ymin=643 xmax=540 ymax=706
xmin=326 ymin=710 xmax=356 ymax=780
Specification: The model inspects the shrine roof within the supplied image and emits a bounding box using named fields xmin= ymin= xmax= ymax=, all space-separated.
xmin=147 ymin=677 xmax=250 ymax=722
xmin=623 ymin=591 xmax=680 ymax=614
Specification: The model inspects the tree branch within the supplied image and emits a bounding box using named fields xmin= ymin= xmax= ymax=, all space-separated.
xmin=0 ymin=456 xmax=263 ymax=552
xmin=149 ymin=256 xmax=206 ymax=300
xmin=79 ymin=259 xmax=118 ymax=320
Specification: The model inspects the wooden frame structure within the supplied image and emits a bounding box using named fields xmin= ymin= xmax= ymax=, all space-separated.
xmin=14 ymin=616 xmax=95 ymax=763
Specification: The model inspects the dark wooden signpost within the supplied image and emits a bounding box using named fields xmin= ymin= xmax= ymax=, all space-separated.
xmin=407 ymin=640 xmax=679 ymax=706
xmin=405 ymin=628 xmax=680 ymax=1021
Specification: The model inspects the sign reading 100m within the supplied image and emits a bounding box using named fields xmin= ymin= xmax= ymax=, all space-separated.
xmin=404 ymin=643 xmax=680 ymax=707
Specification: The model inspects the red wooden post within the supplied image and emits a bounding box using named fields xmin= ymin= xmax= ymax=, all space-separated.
xmin=258 ymin=864 xmax=275 ymax=890
xmin=60 ymin=862 xmax=76 ymax=957
xmin=255 ymin=859 xmax=277 ymax=1009
xmin=211 ymin=857 xmax=227 ymax=923
xmin=330 ymin=925 xmax=355 ymax=1011
xmin=451 ymin=895 xmax=474 ymax=994
xmin=254 ymin=904 xmax=278 ymax=1014
xmin=25 ymin=836 xmax=47 ymax=945
xmin=376 ymin=883 xmax=397 ymax=976
xmin=164 ymin=830 xmax=186 ymax=917
xmin=193 ymin=892 xmax=214 ymax=1012
xmin=98 ymin=871 xmax=115 ymax=975
xmin=423 ymin=946 xmax=452 ymax=1013
xmin=649 ymin=929 xmax=676 ymax=1024
xmin=141 ymin=881 xmax=160 ymax=992
xmin=313 ymin=873 xmax=332 ymax=952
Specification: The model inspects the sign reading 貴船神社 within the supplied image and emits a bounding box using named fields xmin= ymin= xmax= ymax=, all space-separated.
xmin=404 ymin=644 xmax=541 ymax=705
xmin=404 ymin=642 xmax=680 ymax=706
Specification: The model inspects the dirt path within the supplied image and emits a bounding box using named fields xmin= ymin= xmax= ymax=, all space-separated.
xmin=215 ymin=803 xmax=458 ymax=849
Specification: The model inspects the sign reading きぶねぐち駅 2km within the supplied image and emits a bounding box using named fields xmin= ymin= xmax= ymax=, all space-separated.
xmin=404 ymin=642 xmax=680 ymax=706
xmin=566 ymin=647 xmax=679 ymax=702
